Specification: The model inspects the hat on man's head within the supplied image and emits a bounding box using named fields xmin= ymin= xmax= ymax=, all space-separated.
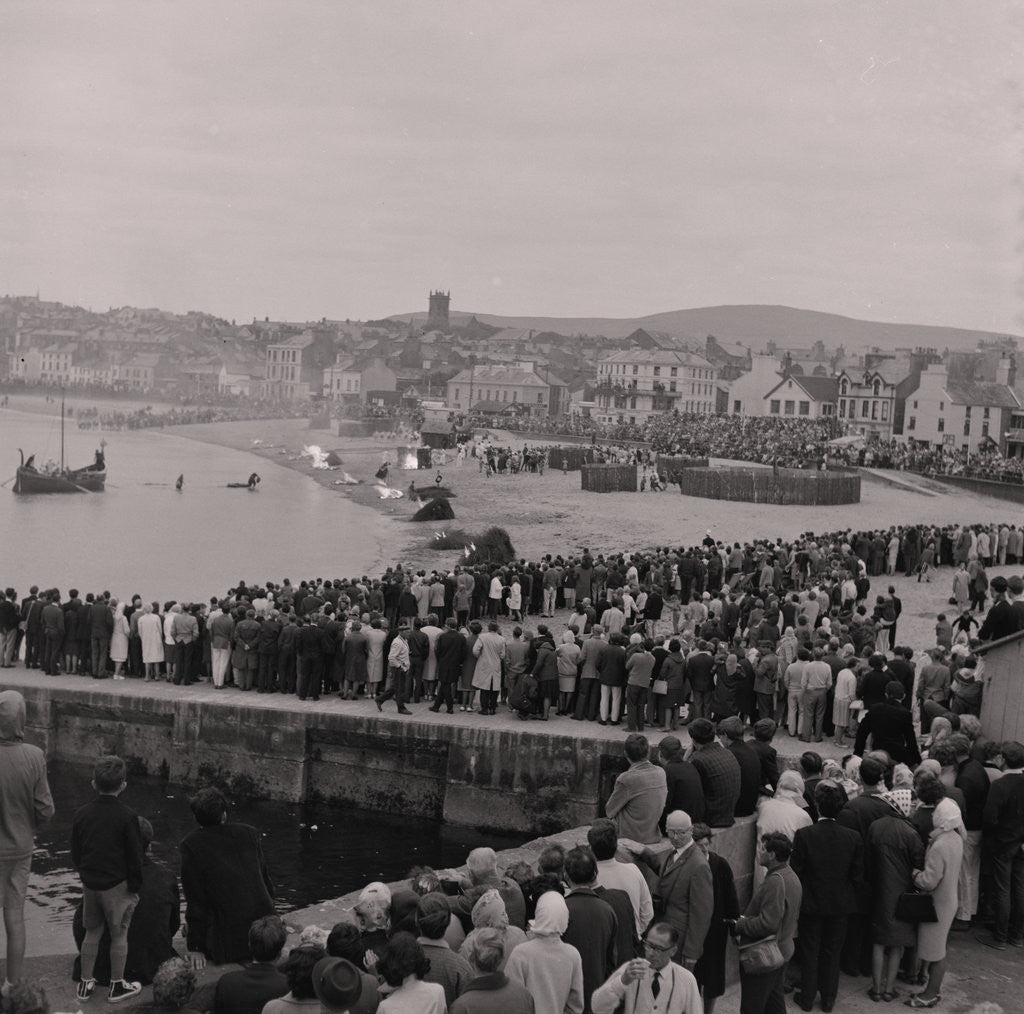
xmin=991 ymin=576 xmax=1008 ymax=593
xmin=312 ymin=957 xmax=363 ymax=1011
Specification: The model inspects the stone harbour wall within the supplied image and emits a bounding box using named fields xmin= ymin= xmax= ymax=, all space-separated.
xmin=18 ymin=682 xmax=626 ymax=835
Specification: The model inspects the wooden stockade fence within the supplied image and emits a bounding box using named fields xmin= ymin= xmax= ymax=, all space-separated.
xmin=581 ymin=463 xmax=638 ymax=493
xmin=677 ymin=465 xmax=860 ymax=505
xmin=548 ymin=446 xmax=597 ymax=471
xmin=656 ymin=454 xmax=710 ymax=479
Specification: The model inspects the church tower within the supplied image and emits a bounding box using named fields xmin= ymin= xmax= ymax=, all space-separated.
xmin=427 ymin=289 xmax=450 ymax=331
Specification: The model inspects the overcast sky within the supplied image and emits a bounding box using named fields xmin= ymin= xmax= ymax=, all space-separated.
xmin=2 ymin=1 xmax=1021 ymax=332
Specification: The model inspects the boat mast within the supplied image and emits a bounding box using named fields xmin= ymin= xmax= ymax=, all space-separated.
xmin=60 ymin=390 xmax=65 ymax=472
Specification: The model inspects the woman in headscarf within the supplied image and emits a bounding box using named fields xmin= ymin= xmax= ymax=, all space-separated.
xmin=504 ymin=892 xmax=583 ymax=1014
xmin=555 ymin=630 xmax=581 ymax=717
xmin=923 ymin=716 xmax=954 ymax=755
xmin=353 ymin=883 xmax=392 ymax=970
xmin=109 ymin=601 xmax=130 ymax=679
xmin=754 ymin=772 xmax=812 ymax=887
xmin=458 ymin=889 xmax=527 ymax=971
xmin=865 ymin=790 xmax=925 ymax=1002
xmin=906 ymin=798 xmax=965 ymax=1008
xmin=821 ymin=758 xmax=857 ymax=802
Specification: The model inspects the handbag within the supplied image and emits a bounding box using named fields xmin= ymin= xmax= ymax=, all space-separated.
xmin=895 ymin=891 xmax=938 ymax=923
xmin=652 ymin=679 xmax=668 ymax=696
xmin=737 ymin=934 xmax=785 ymax=975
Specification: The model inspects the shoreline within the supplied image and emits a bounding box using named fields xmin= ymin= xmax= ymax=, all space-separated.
xmin=165 ymin=415 xmax=1024 ymax=575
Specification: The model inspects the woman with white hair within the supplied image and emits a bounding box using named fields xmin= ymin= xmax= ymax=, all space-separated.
xmin=905 ymin=798 xmax=965 ymax=1009
xmin=458 ymin=889 xmax=527 ymax=971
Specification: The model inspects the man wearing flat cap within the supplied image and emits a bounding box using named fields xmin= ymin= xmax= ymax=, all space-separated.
xmin=979 ymin=574 xmax=1021 ymax=642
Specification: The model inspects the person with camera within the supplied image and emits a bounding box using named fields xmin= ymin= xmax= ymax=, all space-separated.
xmin=591 ymin=922 xmax=702 ymax=1014
xmin=725 ymin=832 xmax=802 ymax=1014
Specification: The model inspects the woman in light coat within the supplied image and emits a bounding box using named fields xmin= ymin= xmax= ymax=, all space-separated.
xmin=555 ymin=630 xmax=580 ymax=717
xmin=138 ymin=604 xmax=165 ymax=680
xmin=471 ymin=621 xmax=506 ymax=715
xmin=906 ymin=798 xmax=965 ymax=1009
xmin=109 ymin=601 xmax=130 ymax=678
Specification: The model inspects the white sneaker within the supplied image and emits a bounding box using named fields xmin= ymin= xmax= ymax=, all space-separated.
xmin=108 ymin=980 xmax=141 ymax=1004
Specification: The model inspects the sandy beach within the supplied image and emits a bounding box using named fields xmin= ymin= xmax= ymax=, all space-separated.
xmin=159 ymin=415 xmax=1024 ymax=647
xmin=171 ymin=416 xmax=1020 ymax=559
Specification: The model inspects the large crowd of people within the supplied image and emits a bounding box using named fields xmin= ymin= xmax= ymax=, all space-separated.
xmin=503 ymin=410 xmax=1024 ymax=484
xmin=71 ymin=401 xmax=313 ymax=431
xmin=3 ymin=518 xmax=1024 ymax=1013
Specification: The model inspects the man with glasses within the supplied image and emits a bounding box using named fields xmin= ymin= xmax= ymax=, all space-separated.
xmin=591 ymin=922 xmax=702 ymax=1014
xmin=630 ymin=810 xmax=713 ymax=972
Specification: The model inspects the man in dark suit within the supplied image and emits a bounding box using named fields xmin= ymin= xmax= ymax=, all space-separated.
xmin=563 ymin=847 xmax=619 ymax=1014
xmin=657 ymin=735 xmax=705 ymax=830
xmin=749 ymin=718 xmax=780 ymax=791
xmin=180 ymin=788 xmax=275 ymax=967
xmin=635 ymin=810 xmax=713 ymax=971
xmin=792 ymin=782 xmax=865 ymax=1013
xmin=717 ymin=716 xmax=762 ymax=817
xmin=853 ymin=680 xmax=921 ymax=766
xmin=212 ymin=916 xmax=288 ymax=1014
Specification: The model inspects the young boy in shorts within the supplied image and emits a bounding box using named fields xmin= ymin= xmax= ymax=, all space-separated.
xmin=71 ymin=756 xmax=144 ymax=1003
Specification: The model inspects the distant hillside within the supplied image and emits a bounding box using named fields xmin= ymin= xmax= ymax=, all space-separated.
xmin=392 ymin=304 xmax=1022 ymax=353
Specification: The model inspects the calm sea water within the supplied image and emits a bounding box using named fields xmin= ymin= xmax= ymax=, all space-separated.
xmin=27 ymin=763 xmax=524 ymax=943
xmin=0 ymin=410 xmax=383 ymax=601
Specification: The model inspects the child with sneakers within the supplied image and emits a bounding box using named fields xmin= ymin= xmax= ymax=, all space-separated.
xmin=71 ymin=755 xmax=144 ymax=1004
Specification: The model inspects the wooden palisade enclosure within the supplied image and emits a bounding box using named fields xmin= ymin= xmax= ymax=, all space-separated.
xmin=581 ymin=463 xmax=637 ymax=493
xmin=675 ymin=465 xmax=860 ymax=505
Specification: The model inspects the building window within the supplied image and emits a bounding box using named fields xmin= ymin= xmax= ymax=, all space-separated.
xmin=670 ymin=367 xmax=677 ymax=377
xmin=733 ymin=400 xmax=741 ymax=413
xmin=512 ymin=391 xmax=517 ymax=402
xmin=964 ymin=419 xmax=971 ymax=436
xmin=784 ymin=400 xmax=795 ymax=415
xmin=871 ymin=401 xmax=878 ymax=420
xmin=653 ymin=366 xmax=661 ymax=376
xmin=632 ymin=365 xmax=639 ymax=375
xmin=839 ymin=399 xmax=846 ymax=418
xmin=984 ymin=407 xmax=990 ymax=419
xmin=502 ymin=390 xmax=508 ymax=401
xmin=861 ymin=401 xmax=869 ymax=417
xmin=455 ymin=389 xmax=460 ymax=400
xmin=881 ymin=401 xmax=889 ymax=421
xmin=770 ymin=400 xmax=781 ymax=415
xmin=873 ymin=380 xmax=881 ymax=396
xmin=669 ymin=382 xmax=676 ymax=392
xmin=940 ymin=401 xmax=945 ymax=411
xmin=799 ymin=401 xmax=810 ymax=416
xmin=840 ymin=378 xmax=848 ymax=395
xmin=537 ymin=393 xmax=543 ymax=403
xmin=913 ymin=400 xmax=918 ymax=409
xmin=965 ymin=405 xmax=972 ymax=418
xmin=938 ymin=418 xmax=945 ymax=432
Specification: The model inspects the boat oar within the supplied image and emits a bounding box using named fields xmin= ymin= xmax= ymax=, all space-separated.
xmin=0 ymin=475 xmax=15 ymax=488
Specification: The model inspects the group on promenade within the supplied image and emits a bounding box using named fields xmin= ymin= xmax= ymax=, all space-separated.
xmin=2 ymin=520 xmax=1020 ymax=726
